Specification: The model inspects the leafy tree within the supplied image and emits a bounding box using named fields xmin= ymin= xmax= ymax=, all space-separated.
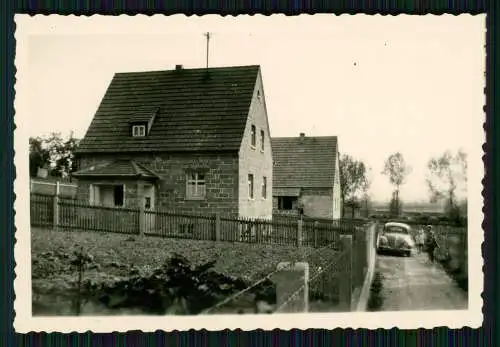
xmin=388 ymin=191 xmax=403 ymax=217
xmin=360 ymin=167 xmax=373 ymax=217
xmin=426 ymin=149 xmax=467 ymax=222
xmin=53 ymin=132 xmax=80 ymax=178
xmin=29 ymin=132 xmax=80 ymax=179
xmin=29 ymin=137 xmax=50 ymax=178
xmin=339 ymin=154 xmax=369 ymax=218
xmin=381 ymin=152 xmax=412 ymax=217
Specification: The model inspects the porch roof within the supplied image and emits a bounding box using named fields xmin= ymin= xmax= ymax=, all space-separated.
xmin=273 ymin=187 xmax=301 ymax=197
xmin=72 ymin=159 xmax=160 ymax=179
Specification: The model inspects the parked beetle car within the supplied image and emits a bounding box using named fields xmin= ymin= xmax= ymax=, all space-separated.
xmin=376 ymin=222 xmax=415 ymax=257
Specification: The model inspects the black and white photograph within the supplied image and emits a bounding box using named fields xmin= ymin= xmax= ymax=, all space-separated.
xmin=14 ymin=14 xmax=484 ymax=332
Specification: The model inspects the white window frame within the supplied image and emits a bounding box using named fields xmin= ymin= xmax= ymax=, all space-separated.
xmin=186 ymin=171 xmax=206 ymax=200
xmin=248 ymin=173 xmax=254 ymax=200
xmin=261 ymin=176 xmax=267 ymax=199
xmin=260 ymin=129 xmax=265 ymax=152
xmin=250 ymin=124 xmax=256 ymax=148
xmin=89 ymin=184 xmax=96 ymax=205
xmin=132 ymin=125 xmax=146 ymax=137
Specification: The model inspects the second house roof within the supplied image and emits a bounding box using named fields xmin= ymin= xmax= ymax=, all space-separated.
xmin=271 ymin=135 xmax=339 ymax=189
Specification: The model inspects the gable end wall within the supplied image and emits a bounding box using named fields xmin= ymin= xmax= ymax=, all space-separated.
xmin=238 ymin=71 xmax=273 ymax=220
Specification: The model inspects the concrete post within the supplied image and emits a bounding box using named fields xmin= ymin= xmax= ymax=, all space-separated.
xmin=272 ymin=262 xmax=309 ymax=313
xmin=53 ymin=182 xmax=60 ymax=230
xmin=214 ymin=213 xmax=221 ymax=241
xmin=339 ymin=235 xmax=353 ymax=311
xmin=297 ymin=219 xmax=303 ymax=248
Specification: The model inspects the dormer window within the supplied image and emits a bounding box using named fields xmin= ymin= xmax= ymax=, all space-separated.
xmin=129 ymin=106 xmax=159 ymax=138
xmin=132 ymin=125 xmax=146 ymax=137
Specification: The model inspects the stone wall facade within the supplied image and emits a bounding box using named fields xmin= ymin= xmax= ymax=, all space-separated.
xmin=332 ymin=154 xmax=342 ymax=219
xmin=77 ymin=152 xmax=240 ymax=217
xmin=301 ymin=187 xmax=334 ymax=220
xmin=272 ymin=187 xmax=335 ymax=220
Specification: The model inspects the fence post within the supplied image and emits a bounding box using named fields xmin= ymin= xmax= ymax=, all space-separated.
xmin=214 ymin=213 xmax=221 ymax=241
xmin=272 ymin=262 xmax=309 ymax=313
xmin=339 ymin=235 xmax=353 ymax=311
xmin=297 ymin=219 xmax=303 ymax=248
xmin=255 ymin=220 xmax=261 ymax=243
xmin=313 ymin=221 xmax=318 ymax=248
xmin=138 ymin=203 xmax=145 ymax=236
xmin=53 ymin=182 xmax=60 ymax=230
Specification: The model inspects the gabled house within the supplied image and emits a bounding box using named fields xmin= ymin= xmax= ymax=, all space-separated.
xmin=73 ymin=65 xmax=273 ymax=220
xmin=271 ymin=133 xmax=341 ymax=220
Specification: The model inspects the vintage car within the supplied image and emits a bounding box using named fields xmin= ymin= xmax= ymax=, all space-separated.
xmin=376 ymin=222 xmax=415 ymax=257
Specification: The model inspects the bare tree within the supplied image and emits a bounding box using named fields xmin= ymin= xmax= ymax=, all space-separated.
xmin=382 ymin=152 xmax=412 ymax=217
xmin=361 ymin=166 xmax=373 ymax=217
xmin=426 ymin=149 xmax=467 ymax=221
xmin=339 ymin=154 xmax=369 ymax=218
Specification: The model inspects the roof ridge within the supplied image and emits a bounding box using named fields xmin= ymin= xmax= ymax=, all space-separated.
xmin=115 ymin=65 xmax=261 ymax=76
xmin=129 ymin=160 xmax=141 ymax=175
xmin=132 ymin=160 xmax=161 ymax=177
xmin=272 ymin=135 xmax=338 ymax=139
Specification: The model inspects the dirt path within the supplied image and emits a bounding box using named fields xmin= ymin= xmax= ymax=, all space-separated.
xmin=375 ymin=251 xmax=468 ymax=311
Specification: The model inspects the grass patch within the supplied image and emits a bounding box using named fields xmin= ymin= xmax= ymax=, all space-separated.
xmin=367 ymin=267 xmax=384 ymax=311
xmin=437 ymin=257 xmax=468 ymax=292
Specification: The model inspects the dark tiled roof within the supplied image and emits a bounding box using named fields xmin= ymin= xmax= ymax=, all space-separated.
xmin=73 ymin=159 xmax=159 ymax=179
xmin=77 ymin=65 xmax=260 ymax=154
xmin=128 ymin=106 xmax=159 ymax=123
xmin=271 ymin=136 xmax=338 ymax=188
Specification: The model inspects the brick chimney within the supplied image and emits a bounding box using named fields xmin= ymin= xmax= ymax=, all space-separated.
xmin=299 ymin=132 xmax=305 ymax=138
xmin=175 ymin=64 xmax=183 ymax=71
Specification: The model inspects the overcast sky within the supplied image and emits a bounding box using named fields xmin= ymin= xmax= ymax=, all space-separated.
xmin=18 ymin=14 xmax=485 ymax=203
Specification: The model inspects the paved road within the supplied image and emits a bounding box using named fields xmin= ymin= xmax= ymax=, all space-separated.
xmin=375 ymin=251 xmax=468 ymax=311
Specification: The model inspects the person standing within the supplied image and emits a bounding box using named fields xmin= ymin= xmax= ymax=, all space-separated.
xmin=425 ymin=225 xmax=438 ymax=264
xmin=415 ymin=228 xmax=425 ymax=254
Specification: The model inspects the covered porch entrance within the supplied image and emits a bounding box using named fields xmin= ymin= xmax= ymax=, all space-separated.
xmin=73 ymin=159 xmax=160 ymax=234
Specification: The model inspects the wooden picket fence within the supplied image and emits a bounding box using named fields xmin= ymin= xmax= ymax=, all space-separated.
xmin=30 ymin=193 xmax=365 ymax=249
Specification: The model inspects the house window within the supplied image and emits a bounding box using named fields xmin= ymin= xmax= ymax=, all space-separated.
xmin=145 ymin=197 xmax=151 ymax=209
xmin=260 ymin=130 xmax=265 ymax=151
xmin=186 ymin=171 xmax=206 ymax=199
xmin=114 ymin=185 xmax=124 ymax=207
xmin=250 ymin=125 xmax=256 ymax=147
xmin=257 ymin=90 xmax=261 ymax=101
xmin=248 ymin=174 xmax=254 ymax=199
xmin=278 ymin=196 xmax=298 ymax=210
xmin=132 ymin=125 xmax=146 ymax=137
xmin=262 ymin=176 xmax=267 ymax=199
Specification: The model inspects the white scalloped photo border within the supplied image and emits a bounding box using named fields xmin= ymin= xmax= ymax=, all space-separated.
xmin=12 ymin=13 xmax=485 ymax=333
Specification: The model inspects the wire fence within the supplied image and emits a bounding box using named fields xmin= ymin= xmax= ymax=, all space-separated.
xmin=198 ymin=224 xmax=374 ymax=315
